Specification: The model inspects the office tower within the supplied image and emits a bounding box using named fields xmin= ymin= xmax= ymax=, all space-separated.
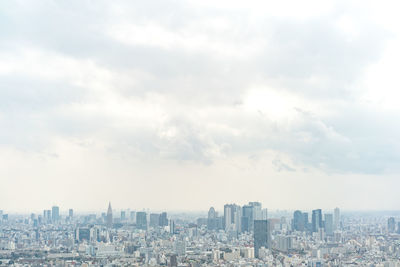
xmin=106 ymin=202 xmax=113 ymax=228
xmin=170 ymin=219 xmax=175 ymax=234
xmin=224 ymin=204 xmax=232 ymax=231
xmin=241 ymin=205 xmax=254 ymax=232
xmin=334 ymin=207 xmax=340 ymax=230
xmin=51 ymin=206 xmax=59 ymax=222
xmin=121 ymin=211 xmax=126 ymax=221
xmin=250 ymin=202 xmax=262 ymax=220
xmin=262 ymin=208 xmax=268 ymax=220
xmin=293 ymin=210 xmax=304 ymax=231
xmin=302 ymin=212 xmax=310 ymax=231
xmin=224 ymin=204 xmax=241 ymax=232
xmin=397 ymin=222 xmax=400 ymax=234
xmin=312 ymin=209 xmax=322 ymax=232
xmin=150 ymin=213 xmax=160 ymax=227
xmin=207 ymin=207 xmax=217 ymax=230
xmin=45 ymin=210 xmax=51 ymax=223
xmin=159 ymin=212 xmax=168 ymax=227
xmin=254 ymin=220 xmax=270 ymax=258
xmin=233 ymin=205 xmax=242 ymax=232
xmin=136 ymin=211 xmax=147 ymax=230
xmin=324 ymin=214 xmax=334 ymax=235
xmin=75 ymin=227 xmax=90 ymax=242
xmin=130 ymin=211 xmax=136 ymax=223
xmin=69 ymin=209 xmax=73 ymax=218
xmin=388 ymin=217 xmax=396 ymax=233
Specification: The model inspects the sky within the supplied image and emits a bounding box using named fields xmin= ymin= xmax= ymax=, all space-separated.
xmin=1 ymin=0 xmax=400 ymax=213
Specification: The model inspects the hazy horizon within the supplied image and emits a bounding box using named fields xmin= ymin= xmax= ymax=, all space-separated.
xmin=1 ymin=0 xmax=400 ymax=212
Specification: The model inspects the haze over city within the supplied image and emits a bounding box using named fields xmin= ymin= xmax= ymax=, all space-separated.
xmin=2 ymin=0 xmax=400 ymax=212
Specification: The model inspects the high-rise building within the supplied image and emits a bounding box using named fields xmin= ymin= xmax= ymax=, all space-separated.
xmin=136 ymin=211 xmax=147 ymax=230
xmin=293 ymin=210 xmax=304 ymax=231
xmin=388 ymin=217 xmax=396 ymax=233
xmin=250 ymin=202 xmax=262 ymax=220
xmin=51 ymin=206 xmax=59 ymax=222
xmin=159 ymin=212 xmax=168 ymax=227
xmin=68 ymin=209 xmax=73 ymax=218
xmin=121 ymin=211 xmax=126 ymax=221
xmin=334 ymin=207 xmax=340 ymax=230
xmin=207 ymin=207 xmax=217 ymax=230
xmin=224 ymin=204 xmax=241 ymax=232
xmin=254 ymin=220 xmax=270 ymax=258
xmin=130 ymin=211 xmax=136 ymax=222
xmin=241 ymin=205 xmax=254 ymax=232
xmin=324 ymin=214 xmax=334 ymax=235
xmin=106 ymin=202 xmax=113 ymax=228
xmin=224 ymin=204 xmax=232 ymax=231
xmin=170 ymin=219 xmax=175 ymax=234
xmin=312 ymin=209 xmax=322 ymax=232
xmin=150 ymin=213 xmax=160 ymax=227
xmin=233 ymin=205 xmax=242 ymax=232
xmin=303 ymin=212 xmax=309 ymax=231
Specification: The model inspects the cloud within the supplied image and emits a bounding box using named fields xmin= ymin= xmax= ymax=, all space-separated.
xmin=1 ymin=0 xmax=400 ymax=210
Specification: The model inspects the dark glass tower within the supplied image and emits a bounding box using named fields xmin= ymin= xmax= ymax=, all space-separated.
xmin=254 ymin=220 xmax=270 ymax=258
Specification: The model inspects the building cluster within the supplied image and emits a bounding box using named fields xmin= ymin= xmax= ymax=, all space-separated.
xmin=1 ymin=205 xmax=400 ymax=266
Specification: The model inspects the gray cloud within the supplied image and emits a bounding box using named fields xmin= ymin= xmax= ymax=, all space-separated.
xmin=0 ymin=0 xmax=398 ymax=192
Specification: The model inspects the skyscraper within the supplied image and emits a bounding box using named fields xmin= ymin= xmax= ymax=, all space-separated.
xmin=121 ymin=210 xmax=126 ymax=221
xmin=51 ymin=206 xmax=59 ymax=222
xmin=249 ymin=202 xmax=262 ymax=220
xmin=334 ymin=207 xmax=340 ymax=230
xmin=159 ymin=212 xmax=168 ymax=227
xmin=68 ymin=209 xmax=73 ymax=218
xmin=312 ymin=209 xmax=322 ymax=232
xmin=324 ymin=214 xmax=334 ymax=235
xmin=136 ymin=211 xmax=147 ymax=230
xmin=388 ymin=217 xmax=396 ymax=233
xmin=241 ymin=205 xmax=254 ymax=232
xmin=150 ymin=213 xmax=160 ymax=227
xmin=293 ymin=210 xmax=304 ymax=231
xmin=207 ymin=207 xmax=217 ymax=230
xmin=224 ymin=204 xmax=232 ymax=231
xmin=106 ymin=202 xmax=113 ymax=228
xmin=254 ymin=220 xmax=270 ymax=258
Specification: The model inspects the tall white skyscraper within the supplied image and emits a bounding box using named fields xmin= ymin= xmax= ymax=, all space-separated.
xmin=224 ymin=204 xmax=232 ymax=231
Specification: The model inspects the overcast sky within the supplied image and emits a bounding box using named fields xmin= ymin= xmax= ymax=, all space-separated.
xmin=1 ymin=0 xmax=400 ymax=213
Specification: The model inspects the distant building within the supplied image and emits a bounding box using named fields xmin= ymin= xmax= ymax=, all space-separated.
xmin=388 ymin=217 xmax=396 ymax=233
xmin=241 ymin=205 xmax=254 ymax=232
xmin=75 ymin=227 xmax=90 ymax=241
xmin=68 ymin=209 xmax=73 ymax=218
xmin=170 ymin=219 xmax=175 ymax=234
xmin=254 ymin=220 xmax=270 ymax=258
xmin=312 ymin=209 xmax=322 ymax=232
xmin=334 ymin=207 xmax=340 ymax=230
xmin=106 ymin=202 xmax=113 ymax=228
xmin=130 ymin=211 xmax=136 ymax=223
xmin=324 ymin=214 xmax=334 ymax=235
xmin=159 ymin=212 xmax=168 ymax=227
xmin=150 ymin=213 xmax=160 ymax=227
xmin=224 ymin=204 xmax=241 ymax=232
xmin=51 ymin=206 xmax=59 ymax=222
xmin=293 ymin=210 xmax=304 ymax=231
xmin=136 ymin=211 xmax=147 ymax=230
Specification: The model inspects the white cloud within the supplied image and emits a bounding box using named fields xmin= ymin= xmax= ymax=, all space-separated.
xmin=0 ymin=0 xmax=399 ymax=211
